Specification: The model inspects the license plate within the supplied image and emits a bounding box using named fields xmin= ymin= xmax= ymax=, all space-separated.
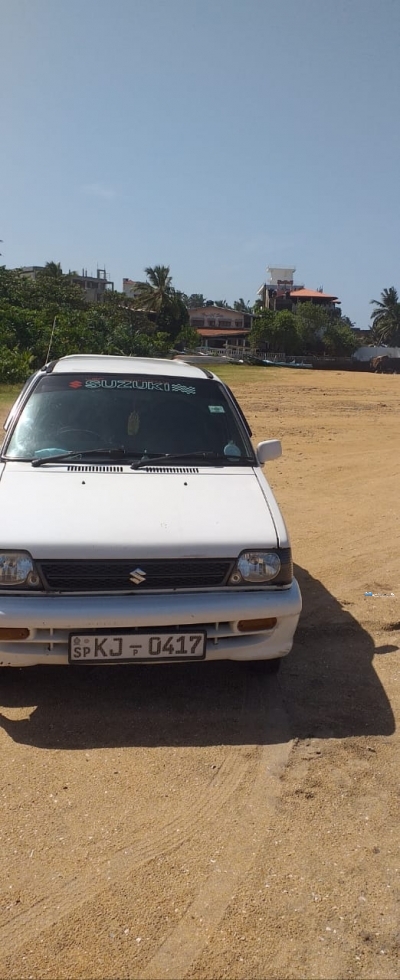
xmin=68 ymin=629 xmax=206 ymax=663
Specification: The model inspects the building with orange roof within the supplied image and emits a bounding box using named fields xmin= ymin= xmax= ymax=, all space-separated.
xmin=257 ymin=268 xmax=341 ymax=315
xmin=188 ymin=305 xmax=253 ymax=349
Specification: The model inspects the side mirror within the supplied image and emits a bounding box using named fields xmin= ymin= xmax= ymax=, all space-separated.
xmin=256 ymin=439 xmax=282 ymax=465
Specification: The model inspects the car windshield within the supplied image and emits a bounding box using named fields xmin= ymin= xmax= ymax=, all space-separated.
xmin=5 ymin=373 xmax=254 ymax=464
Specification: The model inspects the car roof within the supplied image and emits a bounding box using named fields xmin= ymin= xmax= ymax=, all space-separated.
xmin=48 ymin=354 xmax=217 ymax=381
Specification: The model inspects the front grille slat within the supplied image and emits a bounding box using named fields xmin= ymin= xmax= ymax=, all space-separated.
xmin=38 ymin=559 xmax=233 ymax=593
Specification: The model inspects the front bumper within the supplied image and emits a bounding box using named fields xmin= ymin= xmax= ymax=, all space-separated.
xmin=0 ymin=582 xmax=302 ymax=666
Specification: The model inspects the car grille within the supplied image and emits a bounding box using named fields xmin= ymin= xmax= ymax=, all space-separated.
xmin=38 ymin=559 xmax=234 ymax=593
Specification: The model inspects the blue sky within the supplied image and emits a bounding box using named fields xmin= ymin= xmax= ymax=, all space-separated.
xmin=1 ymin=0 xmax=399 ymax=327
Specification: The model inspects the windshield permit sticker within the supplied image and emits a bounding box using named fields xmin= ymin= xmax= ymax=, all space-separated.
xmin=171 ymin=383 xmax=196 ymax=395
xmin=208 ymin=405 xmax=225 ymax=413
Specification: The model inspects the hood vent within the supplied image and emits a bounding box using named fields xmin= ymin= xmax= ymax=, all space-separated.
xmin=143 ymin=466 xmax=199 ymax=474
xmin=65 ymin=464 xmax=199 ymax=474
xmin=67 ymin=464 xmax=124 ymax=473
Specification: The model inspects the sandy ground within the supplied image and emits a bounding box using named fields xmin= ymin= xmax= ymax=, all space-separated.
xmin=0 ymin=368 xmax=399 ymax=980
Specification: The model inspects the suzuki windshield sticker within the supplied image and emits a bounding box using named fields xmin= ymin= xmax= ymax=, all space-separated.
xmin=38 ymin=375 xmax=198 ymax=394
xmin=84 ymin=379 xmax=173 ymax=391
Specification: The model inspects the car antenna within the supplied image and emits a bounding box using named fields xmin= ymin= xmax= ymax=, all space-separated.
xmin=45 ymin=316 xmax=57 ymax=363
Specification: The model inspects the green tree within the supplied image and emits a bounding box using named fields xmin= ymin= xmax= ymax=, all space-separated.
xmin=233 ymin=298 xmax=252 ymax=312
xmin=185 ymin=293 xmax=207 ymax=309
xmin=249 ymin=309 xmax=301 ymax=354
xmin=0 ymin=266 xmax=36 ymax=308
xmin=273 ymin=311 xmax=301 ymax=354
xmin=0 ymin=260 xmax=179 ymax=376
xmin=0 ymin=303 xmax=41 ymax=354
xmin=38 ymin=261 xmax=63 ymax=280
xmin=294 ymin=302 xmax=331 ymax=353
xmin=370 ymin=287 xmax=400 ymax=345
xmin=249 ymin=309 xmax=276 ymax=350
xmin=34 ymin=263 xmax=86 ymax=311
xmin=133 ymin=265 xmax=174 ymax=313
xmin=132 ymin=266 xmax=189 ymax=341
xmin=175 ymin=323 xmax=200 ymax=350
xmin=322 ymin=321 xmax=358 ymax=356
xmin=156 ymin=291 xmax=189 ymax=342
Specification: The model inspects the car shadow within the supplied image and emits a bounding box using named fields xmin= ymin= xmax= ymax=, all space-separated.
xmin=0 ymin=566 xmax=395 ymax=749
xmin=282 ymin=566 xmax=396 ymax=740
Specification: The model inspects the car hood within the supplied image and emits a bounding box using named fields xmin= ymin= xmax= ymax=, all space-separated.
xmin=0 ymin=464 xmax=280 ymax=559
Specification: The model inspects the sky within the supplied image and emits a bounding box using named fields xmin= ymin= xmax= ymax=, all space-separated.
xmin=1 ymin=0 xmax=400 ymax=327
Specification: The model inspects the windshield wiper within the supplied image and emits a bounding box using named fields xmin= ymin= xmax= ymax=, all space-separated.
xmin=131 ymin=451 xmax=253 ymax=470
xmin=31 ymin=447 xmax=137 ymax=468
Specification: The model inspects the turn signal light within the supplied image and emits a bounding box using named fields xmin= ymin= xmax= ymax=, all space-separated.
xmin=237 ymin=618 xmax=277 ymax=632
xmin=0 ymin=628 xmax=30 ymax=640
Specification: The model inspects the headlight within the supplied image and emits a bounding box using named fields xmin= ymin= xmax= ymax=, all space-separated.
xmin=0 ymin=552 xmax=41 ymax=588
xmin=229 ymin=549 xmax=293 ymax=586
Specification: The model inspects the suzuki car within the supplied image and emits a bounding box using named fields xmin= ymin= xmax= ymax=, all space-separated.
xmin=0 ymin=354 xmax=301 ymax=669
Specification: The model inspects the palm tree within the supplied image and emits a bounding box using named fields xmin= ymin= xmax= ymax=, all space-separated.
xmin=133 ymin=265 xmax=173 ymax=312
xmin=233 ymin=298 xmax=252 ymax=312
xmin=40 ymin=261 xmax=63 ymax=279
xmin=370 ymin=287 xmax=400 ymax=345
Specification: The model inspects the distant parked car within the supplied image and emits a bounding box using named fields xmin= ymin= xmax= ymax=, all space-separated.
xmin=0 ymin=354 xmax=301 ymax=670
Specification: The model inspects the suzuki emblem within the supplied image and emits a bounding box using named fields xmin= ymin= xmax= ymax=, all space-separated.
xmin=129 ymin=567 xmax=146 ymax=585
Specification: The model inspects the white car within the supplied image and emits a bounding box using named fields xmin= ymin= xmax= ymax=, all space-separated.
xmin=0 ymin=355 xmax=301 ymax=669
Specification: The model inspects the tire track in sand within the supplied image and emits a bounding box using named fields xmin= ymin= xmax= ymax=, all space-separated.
xmin=0 ymin=674 xmax=291 ymax=965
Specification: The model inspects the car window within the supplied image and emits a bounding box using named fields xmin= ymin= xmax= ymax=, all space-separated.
xmin=3 ymin=372 xmax=38 ymax=431
xmin=4 ymin=373 xmax=254 ymax=462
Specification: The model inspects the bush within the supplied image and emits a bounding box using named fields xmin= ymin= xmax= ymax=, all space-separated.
xmin=174 ymin=324 xmax=200 ymax=351
xmin=0 ymin=347 xmax=33 ymax=383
